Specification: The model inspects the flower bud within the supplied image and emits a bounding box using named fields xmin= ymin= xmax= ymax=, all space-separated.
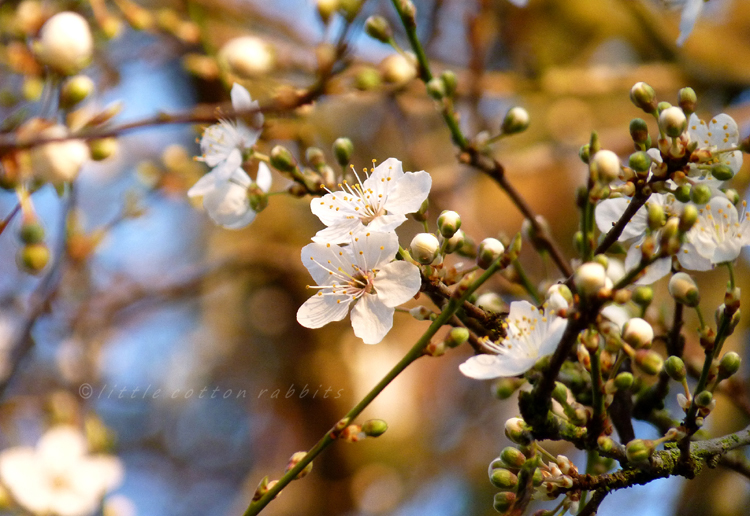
xmin=665 ymin=356 xmax=687 ymax=382
xmin=36 ymin=12 xmax=93 ymax=75
xmin=674 ymin=184 xmax=691 ymax=203
xmin=60 ymin=75 xmax=95 ymax=108
xmin=19 ymin=221 xmax=45 ymax=244
xmin=305 ymin=147 xmax=326 ymax=169
xmin=690 ymin=184 xmax=712 ymax=205
xmin=316 ymin=0 xmax=338 ymax=23
xmin=364 ymin=15 xmax=392 ymax=43
xmin=490 ymin=468 xmax=518 ymax=490
xmin=625 ymin=439 xmax=654 ymax=463
xmin=630 ymin=82 xmax=657 ymax=114
xmin=579 ymin=143 xmax=590 ymax=164
xmin=723 ymin=188 xmax=740 ymax=206
xmin=426 ymin=77 xmax=446 ymax=100
xmin=380 ymin=53 xmax=417 ymax=84
xmin=501 ymin=107 xmax=530 ymax=135
xmin=441 ymin=228 xmax=465 ymax=254
xmin=410 ymin=233 xmax=439 ymax=264
xmin=628 ymin=151 xmax=652 ymax=174
xmin=629 ymin=118 xmax=650 ymax=145
xmin=614 ymin=372 xmax=634 ymax=391
xmin=635 ymin=349 xmax=663 ymax=375
xmin=270 ymin=145 xmax=296 ymax=172
xmin=668 ymin=272 xmax=700 ymax=307
xmin=285 ymin=451 xmax=313 ymax=479
xmin=622 ymin=318 xmax=654 ymax=348
xmin=477 ymin=237 xmax=504 ymax=269
xmin=590 ymin=150 xmax=621 ymax=183
xmin=354 ymin=67 xmax=381 ymax=90
xmin=693 ymin=390 xmax=712 ymax=409
xmin=659 ymin=106 xmax=687 ymax=138
xmin=679 ymin=204 xmax=698 ymax=233
xmin=248 ymin=186 xmax=269 ymax=213
xmin=30 ymin=125 xmax=90 ymax=185
xmin=597 ymin=436 xmax=617 ymax=453
xmin=331 ymin=138 xmax=353 ymax=167
xmin=362 ymin=419 xmax=388 ymax=437
xmin=500 ymin=446 xmax=526 ymax=468
xmin=88 ymin=137 xmax=117 ymax=161
xmin=574 ymin=262 xmax=607 ymax=297
xmin=445 ymin=327 xmax=469 ymax=348
xmin=657 ymin=101 xmax=672 ymax=113
xmin=718 ymin=351 xmax=741 ymax=379
xmin=551 ymin=381 xmax=569 ymax=405
xmin=218 ymin=36 xmax=274 ymax=78
xmin=632 ymin=286 xmax=654 ymax=308
xmin=711 ymin=164 xmax=734 ymax=181
xmin=677 ymin=87 xmax=697 ymax=117
xmin=546 ymin=283 xmax=572 ymax=312
xmin=647 ymin=202 xmax=665 ymax=231
xmin=441 ymin=70 xmax=457 ymax=96
xmin=437 ymin=210 xmax=461 ymax=238
xmin=492 ymin=377 xmax=524 ymax=399
xmin=493 ymin=492 xmax=516 ymax=513
xmin=504 ymin=417 xmax=532 ymax=445
xmin=409 ymin=306 xmax=433 ymax=321
xmin=19 ymin=243 xmax=50 ymax=274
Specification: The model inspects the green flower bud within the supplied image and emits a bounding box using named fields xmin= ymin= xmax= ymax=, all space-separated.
xmin=593 ymin=254 xmax=609 ymax=269
xmin=625 ymin=438 xmax=654 ymax=463
xmin=441 ymin=70 xmax=457 ymax=96
xmin=19 ymin=243 xmax=50 ymax=274
xmin=412 ymin=198 xmax=429 ymax=222
xmin=426 ymin=77 xmax=446 ymax=100
xmin=285 ymin=451 xmax=313 ymax=479
xmin=532 ymin=467 xmax=544 ymax=486
xmin=597 ymin=436 xmax=617 ymax=453
xmin=270 ymin=145 xmax=296 ymax=172
xmin=89 ymin=137 xmax=118 ymax=161
xmin=362 ymin=419 xmax=388 ymax=437
xmin=690 ymin=184 xmax=712 ymax=205
xmin=668 ymin=272 xmax=700 ymax=307
xmin=664 ymin=356 xmax=687 ymax=382
xmin=60 ymin=75 xmax=95 ymax=108
xmin=629 ymin=118 xmax=650 ymax=145
xmin=444 ymin=327 xmax=469 ymax=348
xmin=248 ymin=185 xmax=269 ymax=213
xmin=632 ymin=286 xmax=654 ymax=308
xmin=628 ymin=151 xmax=652 ymax=173
xmin=493 ymin=492 xmax=516 ymax=513
xmin=718 ymin=351 xmax=741 ymax=379
xmin=614 ymin=372 xmax=634 ymax=391
xmin=490 ymin=468 xmax=518 ymax=490
xmin=332 ymin=137 xmax=354 ymax=167
xmin=657 ymin=101 xmax=672 ymax=113
xmin=590 ymin=150 xmax=621 ymax=183
xmin=305 ymin=147 xmax=326 ymax=168
xmin=679 ymin=204 xmax=698 ymax=233
xmin=647 ymin=202 xmax=665 ymax=231
xmin=694 ymin=390 xmax=713 ymax=408
xmin=492 ymin=377 xmax=524 ymax=399
xmin=504 ymin=417 xmax=532 ymax=445
xmin=574 ymin=262 xmax=607 ymax=297
xmin=501 ymin=107 xmax=530 ymax=135
xmin=410 ymin=233 xmax=439 ymax=265
xmin=635 ymin=349 xmax=663 ymax=375
xmin=723 ymin=188 xmax=740 ymax=206
xmin=711 ymin=164 xmax=734 ymax=181
xmin=630 ymin=82 xmax=657 ymax=114
xmin=316 ymin=0 xmax=338 ymax=24
xmin=579 ymin=143 xmax=591 ymax=164
xmin=477 ymin=238 xmax=505 ymax=269
xmin=354 ymin=67 xmax=381 ymax=90
xmin=659 ymin=106 xmax=687 ymax=138
xmin=674 ymin=184 xmax=691 ymax=203
xmin=677 ymin=87 xmax=697 ymax=117
xmin=500 ymin=446 xmax=526 ymax=468
xmin=551 ymin=381 xmax=569 ymax=405
xmin=364 ymin=15 xmax=393 ymax=43
xmin=338 ymin=0 xmax=361 ymax=21
xmin=19 ymin=221 xmax=45 ymax=244
xmin=441 ymin=228 xmax=465 ymax=254
xmin=437 ymin=211 xmax=461 ymax=239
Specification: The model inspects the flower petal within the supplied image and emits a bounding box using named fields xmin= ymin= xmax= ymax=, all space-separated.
xmin=230 ymin=83 xmax=253 ymax=111
xmin=187 ymin=173 xmax=218 ymax=198
xmin=312 ymin=220 xmax=363 ymax=244
xmin=300 ymin=242 xmax=351 ymax=286
xmin=635 ymin=256 xmax=672 ymax=285
xmin=350 ymin=293 xmax=394 ymax=344
xmin=364 ymin=213 xmax=408 ymax=234
xmin=350 ymin=231 xmax=400 ymax=270
xmin=255 ymin=162 xmax=272 ymax=192
xmin=678 ymin=242 xmax=714 ymax=271
xmin=595 ymin=198 xmax=646 ymax=241
xmin=459 ymin=354 xmax=536 ymax=380
xmin=676 ymin=0 xmax=704 ymax=47
xmin=297 ymin=293 xmax=352 ymax=329
xmin=382 ymin=170 xmax=432 ymax=216
xmin=373 ymin=261 xmax=421 ymax=307
xmin=212 ymin=149 xmax=243 ymax=181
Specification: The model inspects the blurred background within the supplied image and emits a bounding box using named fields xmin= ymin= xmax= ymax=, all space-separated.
xmin=1 ymin=0 xmax=750 ymax=515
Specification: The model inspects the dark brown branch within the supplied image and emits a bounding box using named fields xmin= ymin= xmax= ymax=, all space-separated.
xmin=595 ymin=190 xmax=649 ymax=254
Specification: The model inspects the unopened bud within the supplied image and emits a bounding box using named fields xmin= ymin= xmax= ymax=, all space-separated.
xmin=493 ymin=492 xmax=517 ymax=513
xmin=630 ymin=82 xmax=657 ymax=114
xmin=629 ymin=118 xmax=650 ymax=145
xmin=679 ymin=204 xmax=698 ymax=233
xmin=426 ymin=77 xmax=446 ymax=100
xmin=355 ymin=67 xmax=381 ymax=90
xmin=626 ymin=439 xmax=654 ymax=463
xmin=409 ymin=306 xmax=433 ymax=321
xmin=647 ymin=202 xmax=665 ymax=230
xmin=285 ymin=452 xmax=313 ymax=479
xmin=635 ymin=349 xmax=663 ymax=375
xmin=331 ymin=138 xmax=354 ymax=167
xmin=492 ymin=377 xmax=524 ymax=399
xmin=441 ymin=70 xmax=457 ymax=96
xmin=437 ymin=210 xmax=461 ymax=238
xmin=579 ymin=143 xmax=591 ymax=164
xmin=19 ymin=243 xmax=50 ymax=274
xmin=677 ymin=87 xmax=697 ymax=117
xmin=632 ymin=286 xmax=654 ymax=308
xmin=380 ymin=53 xmax=417 ymax=84
xmin=410 ymin=233 xmax=439 ymax=264
xmin=445 ymin=327 xmax=469 ymax=348
xmin=36 ymin=12 xmax=94 ymax=75
xmin=694 ymin=390 xmax=713 ymax=408
xmin=628 ymin=151 xmax=652 ymax=173
xmin=546 ymin=283 xmax=572 ymax=312
xmin=500 ymin=447 xmax=526 ymax=468
xmin=623 ymin=318 xmax=654 ymax=348
xmin=19 ymin=221 xmax=45 ymax=244
xmin=590 ymin=150 xmax=621 ymax=183
xmin=477 ymin=238 xmax=504 ymax=269
xmin=711 ymin=164 xmax=734 ymax=181
xmin=718 ymin=351 xmax=741 ymax=379
xmin=364 ymin=15 xmax=392 ymax=43
xmin=574 ymin=262 xmax=607 ymax=297
xmin=60 ymin=75 xmax=95 ymax=108
xmin=597 ymin=436 xmax=617 ymax=453
xmin=674 ymin=184 xmax=691 ymax=203
xmin=668 ymin=272 xmax=700 ymax=307
xmin=316 ymin=0 xmax=338 ymax=23
xmin=270 ymin=145 xmax=296 ymax=172
xmin=664 ymin=356 xmax=687 ymax=382
xmin=476 ymin=292 xmax=505 ymax=313
xmin=504 ymin=417 xmax=532 ymax=445
xmin=501 ymin=107 xmax=530 ymax=135
xmin=441 ymin=229 xmax=465 ymax=254
xmin=690 ymin=184 xmax=712 ymax=205
xmin=88 ymin=137 xmax=117 ymax=161
xmin=659 ymin=106 xmax=687 ymax=138
xmin=305 ymin=147 xmax=326 ymax=168
xmin=490 ymin=468 xmax=518 ymax=490
xmin=723 ymin=188 xmax=740 ymax=206
xmin=614 ymin=372 xmax=634 ymax=391
xmin=248 ymin=186 xmax=268 ymax=213
xmin=362 ymin=419 xmax=388 ymax=437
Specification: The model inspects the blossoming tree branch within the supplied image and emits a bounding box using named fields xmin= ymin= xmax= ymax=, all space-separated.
xmin=0 ymin=0 xmax=749 ymax=515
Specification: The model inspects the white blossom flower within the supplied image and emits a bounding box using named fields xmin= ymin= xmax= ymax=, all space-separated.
xmin=685 ymin=113 xmax=742 ymax=181
xmin=297 ymin=231 xmax=421 ymax=344
xmin=310 ymin=158 xmax=431 ymax=244
xmin=0 ymin=426 xmax=123 ymax=516
xmin=679 ymin=197 xmax=750 ymax=270
xmin=595 ymin=193 xmax=677 ymax=284
xmin=198 ymin=84 xmax=263 ymax=174
xmin=36 ymin=12 xmax=93 ymax=75
xmin=459 ymin=301 xmax=568 ymax=379
xmin=188 ymin=152 xmax=272 ymax=230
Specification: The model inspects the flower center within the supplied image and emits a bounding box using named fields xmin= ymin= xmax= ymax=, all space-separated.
xmin=349 ymin=269 xmax=375 ymax=294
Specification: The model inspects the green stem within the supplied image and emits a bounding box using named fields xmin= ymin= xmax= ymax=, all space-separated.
xmin=588 ymin=346 xmax=606 ymax=445
xmin=243 ymin=252 xmax=510 ymax=515
xmin=726 ymin=262 xmax=736 ymax=290
xmin=694 ymin=305 xmax=706 ymax=331
xmin=513 ymin=258 xmax=541 ymax=305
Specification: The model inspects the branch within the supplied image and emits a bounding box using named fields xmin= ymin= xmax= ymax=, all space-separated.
xmin=595 ymin=189 xmax=649 ymax=254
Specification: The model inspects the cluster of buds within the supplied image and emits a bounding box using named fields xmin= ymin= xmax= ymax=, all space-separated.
xmin=423 ymin=327 xmax=470 ymax=357
xmin=625 ymin=428 xmax=681 ymax=465
xmin=333 ymin=419 xmax=389 ymax=443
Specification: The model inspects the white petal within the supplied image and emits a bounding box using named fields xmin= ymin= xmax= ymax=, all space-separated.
xmin=230 ymin=83 xmax=253 ymax=110
xmin=647 ymin=148 xmax=663 ymax=164
xmin=350 ymin=293 xmax=394 ymax=344
xmin=688 ymin=113 xmax=708 ymax=145
xmin=364 ymin=213 xmax=408 ymax=234
xmin=300 ymin=242 xmax=352 ymax=286
xmin=459 ymin=354 xmax=536 ymax=379
xmin=312 ymin=220 xmax=364 ymax=244
xmin=255 ymin=162 xmax=272 ymax=192
xmin=507 ymin=0 xmax=528 ymax=6
xmin=350 ymin=231 xmax=400 ymax=270
xmin=678 ymin=242 xmax=714 ymax=271
xmin=707 ymin=114 xmax=739 ymax=149
xmin=713 ymin=239 xmax=741 ymax=264
xmin=676 ymin=0 xmax=704 ymax=47
xmin=37 ymin=426 xmax=87 ymax=471
xmin=310 ymin=192 xmax=360 ymax=226
xmin=202 ymin=175 xmax=254 ymax=228
xmin=187 ymin=172 xmax=218 ymax=198
xmin=218 ymin=209 xmax=257 ymax=229
xmin=536 ymin=317 xmax=568 ymax=357
xmin=382 ymin=171 xmax=432 ymax=216
xmin=595 ymin=198 xmax=646 ymax=241
xmin=212 ymin=149 xmax=243 ymax=181
xmin=601 ymin=305 xmax=630 ymax=331
xmin=635 ymin=256 xmax=672 ymax=285
xmin=373 ymin=261 xmax=421 ymax=307
xmin=69 ymin=456 xmax=123 ymax=495
xmin=364 ymin=158 xmax=405 ymax=188
xmin=297 ymin=293 xmax=351 ymax=329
